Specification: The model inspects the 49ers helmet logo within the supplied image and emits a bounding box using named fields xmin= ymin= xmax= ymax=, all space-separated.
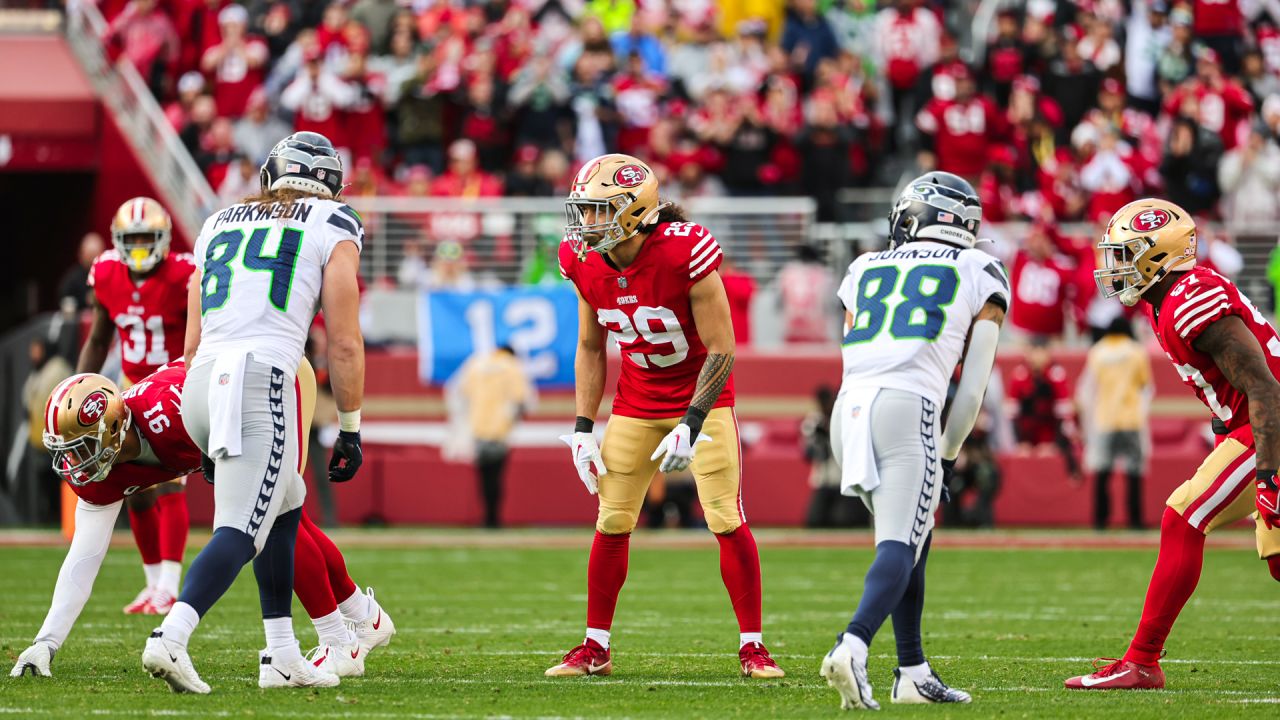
xmin=78 ymin=391 xmax=108 ymax=427
xmin=1131 ymin=208 xmax=1171 ymax=233
xmin=613 ymin=165 xmax=647 ymax=188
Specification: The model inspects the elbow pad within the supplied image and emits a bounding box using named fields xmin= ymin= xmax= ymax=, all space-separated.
xmin=942 ymin=319 xmax=1001 ymax=461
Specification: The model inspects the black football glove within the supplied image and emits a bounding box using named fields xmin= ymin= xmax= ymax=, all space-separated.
xmin=328 ymin=430 xmax=363 ymax=482
xmin=201 ymin=454 xmax=216 ymax=484
xmin=940 ymin=457 xmax=956 ymax=504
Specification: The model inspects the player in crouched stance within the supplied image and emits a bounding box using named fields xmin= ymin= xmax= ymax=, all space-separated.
xmin=9 ymin=361 xmax=393 ymax=681
xmin=821 ymin=173 xmax=1007 ymax=709
xmin=1064 ymin=200 xmax=1280 ymax=690
xmin=547 ymin=154 xmax=784 ymax=679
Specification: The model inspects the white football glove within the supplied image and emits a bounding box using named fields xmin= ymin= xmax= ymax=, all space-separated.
xmin=10 ymin=642 xmax=55 ymax=678
xmin=650 ymin=423 xmax=711 ymax=474
xmin=559 ymin=432 xmax=606 ymax=495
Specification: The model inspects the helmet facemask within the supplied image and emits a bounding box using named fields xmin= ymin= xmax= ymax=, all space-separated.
xmin=115 ymin=231 xmax=170 ymax=274
xmin=1094 ymin=233 xmax=1193 ymax=307
xmin=565 ymin=194 xmax=634 ymax=261
xmin=43 ymin=413 xmax=130 ymax=487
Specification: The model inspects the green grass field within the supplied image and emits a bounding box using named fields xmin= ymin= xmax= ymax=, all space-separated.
xmin=1 ymin=529 xmax=1277 ymax=718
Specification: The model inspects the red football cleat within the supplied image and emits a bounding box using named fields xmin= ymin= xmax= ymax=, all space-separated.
xmin=545 ymin=639 xmax=612 ymax=677
xmin=1064 ymin=658 xmax=1165 ymax=690
xmin=123 ymin=587 xmax=154 ymax=615
xmin=739 ymin=642 xmax=786 ymax=679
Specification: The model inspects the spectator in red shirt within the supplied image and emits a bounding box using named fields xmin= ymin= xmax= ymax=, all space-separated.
xmin=104 ymin=0 xmax=179 ymax=94
xmin=1162 ymin=46 xmax=1254 ymax=149
xmin=719 ymin=255 xmax=756 ymax=347
xmin=457 ymin=73 xmax=509 ymax=174
xmin=200 ymin=4 xmax=269 ymax=118
xmin=1079 ymin=129 xmax=1138 ymax=223
xmin=874 ymin=0 xmax=941 ymax=112
xmin=280 ymin=46 xmax=358 ymax=152
xmin=983 ymin=9 xmax=1025 ymax=106
xmin=1192 ymin=0 xmax=1244 ymax=73
xmin=1010 ymin=223 xmax=1074 ymax=339
xmin=431 ymin=140 xmax=503 ymax=198
xmin=1007 ymin=339 xmax=1081 ymax=478
xmin=609 ymin=52 xmax=665 ymax=156
xmin=197 ymin=116 xmax=238 ymax=188
xmin=174 ymin=0 xmax=228 ymax=77
xmin=916 ymin=65 xmax=1006 ymax=182
xmin=164 ymin=71 xmax=206 ymax=132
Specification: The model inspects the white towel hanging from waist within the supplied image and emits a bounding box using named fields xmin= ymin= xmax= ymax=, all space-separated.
xmin=207 ymin=352 xmax=248 ymax=459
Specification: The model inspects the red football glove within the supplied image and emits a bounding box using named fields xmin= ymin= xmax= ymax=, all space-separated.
xmin=1257 ymin=471 xmax=1280 ymax=530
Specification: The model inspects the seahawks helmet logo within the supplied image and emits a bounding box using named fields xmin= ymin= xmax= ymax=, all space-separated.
xmin=1131 ymin=209 xmax=1171 ymax=233
xmin=613 ymin=165 xmax=647 ymax=188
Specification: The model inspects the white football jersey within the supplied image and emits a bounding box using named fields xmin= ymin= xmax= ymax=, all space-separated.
xmin=837 ymin=241 xmax=1010 ymax=407
xmin=191 ymin=197 xmax=363 ymax=377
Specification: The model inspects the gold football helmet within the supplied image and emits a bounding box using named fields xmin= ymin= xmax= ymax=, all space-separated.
xmin=110 ymin=197 xmax=172 ymax=274
xmin=1095 ymin=198 xmax=1198 ymax=306
xmin=42 ymin=374 xmax=131 ymax=487
xmin=565 ymin=154 xmax=668 ymax=261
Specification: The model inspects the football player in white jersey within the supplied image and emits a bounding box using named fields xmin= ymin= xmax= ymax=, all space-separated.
xmin=819 ymin=173 xmax=1009 ymax=710
xmin=140 ymin=132 xmax=366 ymax=693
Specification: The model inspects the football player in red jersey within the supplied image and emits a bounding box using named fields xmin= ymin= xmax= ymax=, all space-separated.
xmin=1065 ymin=199 xmax=1280 ymax=690
xmin=546 ymin=154 xmax=785 ymax=679
xmin=9 ymin=361 xmax=394 ymax=680
xmin=78 ymin=198 xmax=195 ymax=615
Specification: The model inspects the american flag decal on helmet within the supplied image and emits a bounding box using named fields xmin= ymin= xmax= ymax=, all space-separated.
xmin=285 ymin=163 xmax=301 ymax=173
xmin=937 ymin=211 xmax=954 ymax=223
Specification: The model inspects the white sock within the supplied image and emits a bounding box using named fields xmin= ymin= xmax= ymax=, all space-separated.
xmin=585 ymin=628 xmax=611 ymax=650
xmin=143 ymin=563 xmax=161 ymax=589
xmin=337 ymin=588 xmax=371 ymax=623
xmin=157 ymin=560 xmax=182 ymax=596
xmin=158 ymin=602 xmax=200 ymax=647
xmin=739 ymin=632 xmax=762 ymax=649
xmin=312 ymin=610 xmax=349 ymax=647
xmin=840 ymin=632 xmax=869 ymax=663
xmin=899 ymin=662 xmax=932 ymax=683
xmin=264 ymin=617 xmax=302 ymax=664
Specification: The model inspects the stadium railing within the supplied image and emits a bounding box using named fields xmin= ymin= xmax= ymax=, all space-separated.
xmin=64 ymin=0 xmax=217 ymax=243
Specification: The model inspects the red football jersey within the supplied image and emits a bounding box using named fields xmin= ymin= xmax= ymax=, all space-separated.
xmin=89 ymin=251 xmax=196 ymax=384
xmin=73 ymin=361 xmax=201 ymax=506
xmin=559 ymin=221 xmax=736 ymax=419
xmin=1149 ymin=267 xmax=1280 ymax=432
xmin=915 ymin=96 xmax=1006 ymax=178
xmin=1192 ymin=0 xmax=1242 ymax=36
xmin=1010 ymin=251 xmax=1073 ymax=337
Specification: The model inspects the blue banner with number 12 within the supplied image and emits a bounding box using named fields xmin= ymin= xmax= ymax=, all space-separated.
xmin=417 ymin=286 xmax=579 ymax=387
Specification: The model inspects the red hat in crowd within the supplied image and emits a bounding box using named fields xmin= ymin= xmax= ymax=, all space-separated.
xmin=1100 ymin=77 xmax=1122 ymax=96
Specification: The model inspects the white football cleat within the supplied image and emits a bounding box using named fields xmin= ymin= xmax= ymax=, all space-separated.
xmin=891 ymin=666 xmax=972 ymax=704
xmin=350 ymin=587 xmax=395 ymax=654
xmin=306 ymin=638 xmax=365 ymax=678
xmin=258 ymin=648 xmax=340 ymax=689
xmin=142 ymin=630 xmax=210 ymax=694
xmin=820 ymin=634 xmax=879 ymax=711
xmin=10 ymin=642 xmax=55 ymax=677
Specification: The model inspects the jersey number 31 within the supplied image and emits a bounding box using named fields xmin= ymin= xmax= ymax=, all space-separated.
xmin=843 ymin=265 xmax=958 ymax=344
xmin=201 ymin=226 xmax=302 ymax=314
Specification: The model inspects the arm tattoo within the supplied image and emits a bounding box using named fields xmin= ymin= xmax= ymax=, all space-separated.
xmin=1195 ymin=316 xmax=1280 ymax=470
xmin=690 ymin=352 xmax=734 ymax=416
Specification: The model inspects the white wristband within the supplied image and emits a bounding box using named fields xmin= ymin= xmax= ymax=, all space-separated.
xmin=338 ymin=409 xmax=361 ymax=433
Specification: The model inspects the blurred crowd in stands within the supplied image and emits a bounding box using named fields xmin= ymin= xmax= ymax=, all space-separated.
xmin=94 ymin=0 xmax=1280 ymax=225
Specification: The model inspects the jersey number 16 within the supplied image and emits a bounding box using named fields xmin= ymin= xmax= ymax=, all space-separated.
xmin=843 ymin=265 xmax=959 ymax=345
xmin=201 ymin=226 xmax=302 ymax=314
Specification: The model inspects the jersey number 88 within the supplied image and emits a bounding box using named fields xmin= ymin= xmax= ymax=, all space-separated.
xmin=843 ymin=265 xmax=959 ymax=345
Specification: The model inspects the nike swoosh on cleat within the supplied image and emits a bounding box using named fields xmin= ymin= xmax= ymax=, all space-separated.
xmin=1080 ymin=669 xmax=1130 ymax=687
xmin=168 ymin=653 xmax=178 ymax=663
xmin=587 ymin=662 xmax=608 ymax=673
xmin=273 ymin=667 xmax=291 ymax=681
xmin=351 ymin=648 xmax=360 ymax=659
xmin=372 ymin=611 xmax=382 ymax=631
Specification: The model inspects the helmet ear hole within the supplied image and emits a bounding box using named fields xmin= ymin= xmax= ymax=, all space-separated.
xmin=1148 ymin=252 xmax=1168 ymax=263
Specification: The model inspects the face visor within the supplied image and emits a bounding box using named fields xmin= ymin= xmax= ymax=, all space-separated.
xmin=43 ymin=430 xmax=121 ymax=487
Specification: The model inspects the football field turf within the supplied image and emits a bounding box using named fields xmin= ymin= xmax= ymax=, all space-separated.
xmin=1 ymin=529 xmax=1277 ymax=718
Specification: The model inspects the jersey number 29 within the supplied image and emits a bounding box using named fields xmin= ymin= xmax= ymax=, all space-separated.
xmin=843 ymin=265 xmax=959 ymax=344
xmin=201 ymin=226 xmax=302 ymax=314
xmin=598 ymin=306 xmax=689 ymax=368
